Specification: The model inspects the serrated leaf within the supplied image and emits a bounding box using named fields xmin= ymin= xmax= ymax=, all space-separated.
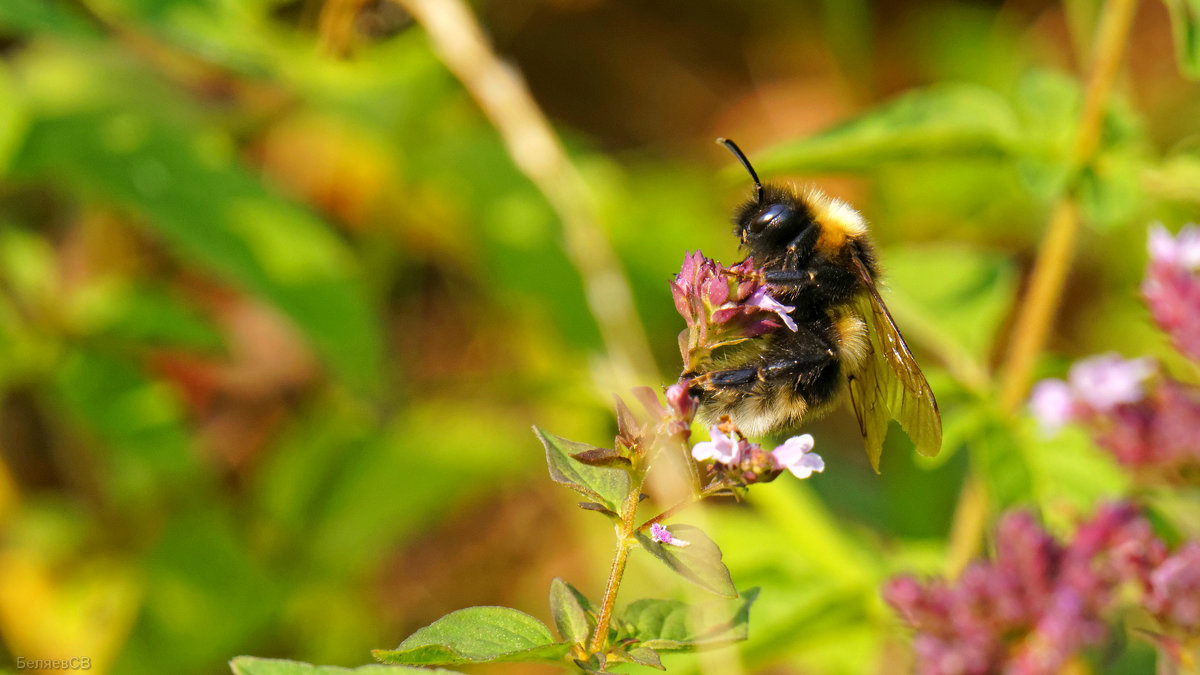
xmin=756 ymin=83 xmax=1019 ymax=173
xmin=230 ymin=656 xmax=461 ymax=675
xmin=535 ymin=427 xmax=632 ymax=514
xmin=1163 ymin=0 xmax=1200 ymax=79
xmin=372 ymin=606 xmax=569 ymax=666
xmin=619 ymin=588 xmax=759 ymax=653
xmin=635 ymin=524 xmax=736 ymax=598
xmin=549 ymin=578 xmax=593 ymax=645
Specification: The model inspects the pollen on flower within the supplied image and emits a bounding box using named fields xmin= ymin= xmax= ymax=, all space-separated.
xmin=649 ymin=523 xmax=690 ymax=547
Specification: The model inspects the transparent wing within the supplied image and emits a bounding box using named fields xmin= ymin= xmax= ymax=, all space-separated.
xmin=846 ymin=255 xmax=942 ymax=470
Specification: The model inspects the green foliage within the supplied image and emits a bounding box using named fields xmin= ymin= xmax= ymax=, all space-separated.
xmin=1163 ymin=0 xmax=1200 ymax=78
xmin=230 ymin=656 xmax=461 ymax=675
xmin=371 ymin=607 xmax=569 ymax=666
xmin=0 ymin=0 xmax=1198 ymax=673
xmin=549 ymin=578 xmax=595 ymax=646
xmin=537 ymin=427 xmax=632 ymax=515
xmin=634 ymin=524 xmax=738 ymax=598
xmin=617 ymin=589 xmax=759 ymax=653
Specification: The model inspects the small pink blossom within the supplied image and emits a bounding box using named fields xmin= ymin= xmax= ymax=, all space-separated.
xmin=664 ymin=382 xmax=696 ymax=422
xmin=1067 ymin=353 xmax=1154 ymax=412
xmin=746 ymin=287 xmax=798 ymax=332
xmin=770 ymin=434 xmax=824 ymax=478
xmin=1029 ymin=379 xmax=1075 ymax=436
xmin=648 ymin=523 xmax=690 ymax=547
xmin=692 ymin=426 xmax=742 ymax=464
xmin=1144 ymin=224 xmax=1200 ymax=363
xmin=1148 ymin=223 xmax=1200 ymax=270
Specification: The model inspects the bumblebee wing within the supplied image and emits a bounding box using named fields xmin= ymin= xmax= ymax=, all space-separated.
xmin=847 ymin=255 xmax=942 ymax=470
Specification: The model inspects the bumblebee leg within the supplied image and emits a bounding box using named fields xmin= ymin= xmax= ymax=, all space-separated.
xmin=708 ymin=368 xmax=758 ymax=387
xmin=783 ymin=225 xmax=821 ymax=268
xmin=764 ymin=261 xmax=858 ymax=302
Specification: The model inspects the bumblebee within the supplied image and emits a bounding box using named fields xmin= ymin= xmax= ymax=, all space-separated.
xmin=686 ymin=139 xmax=941 ymax=469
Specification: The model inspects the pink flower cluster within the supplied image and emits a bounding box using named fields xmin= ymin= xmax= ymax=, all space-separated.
xmin=885 ymin=504 xmax=1168 ymax=675
xmin=671 ymin=251 xmax=797 ymax=371
xmin=691 ymin=424 xmax=823 ymax=484
xmin=1027 ymin=226 xmax=1200 ymax=474
xmin=1144 ymin=224 xmax=1200 ymax=363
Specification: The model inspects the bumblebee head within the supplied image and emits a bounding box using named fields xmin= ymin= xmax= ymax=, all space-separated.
xmin=718 ymin=138 xmax=815 ymax=257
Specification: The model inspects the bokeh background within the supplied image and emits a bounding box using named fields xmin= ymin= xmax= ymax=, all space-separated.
xmin=2 ymin=0 xmax=1199 ymax=673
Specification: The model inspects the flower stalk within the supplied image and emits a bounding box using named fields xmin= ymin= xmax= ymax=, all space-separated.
xmin=951 ymin=0 xmax=1140 ymax=575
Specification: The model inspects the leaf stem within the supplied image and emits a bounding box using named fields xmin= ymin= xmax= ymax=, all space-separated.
xmin=589 ymin=470 xmax=646 ymax=654
xmin=949 ymin=0 xmax=1139 ymax=574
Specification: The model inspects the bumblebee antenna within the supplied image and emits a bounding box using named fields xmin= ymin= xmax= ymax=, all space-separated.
xmin=716 ymin=137 xmax=763 ymax=203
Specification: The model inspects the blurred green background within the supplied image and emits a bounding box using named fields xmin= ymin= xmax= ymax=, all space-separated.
xmin=1 ymin=0 xmax=1199 ymax=673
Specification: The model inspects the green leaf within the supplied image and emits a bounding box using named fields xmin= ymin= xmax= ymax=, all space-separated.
xmin=549 ymin=578 xmax=594 ymax=645
xmin=372 ymin=606 xmax=570 ymax=666
xmin=0 ymin=0 xmax=100 ymax=39
xmin=635 ymin=524 xmax=737 ymax=598
xmin=230 ymin=656 xmax=461 ymax=674
xmin=0 ymin=68 xmax=30 ymax=175
xmin=881 ymin=245 xmax=1018 ymax=387
xmin=1163 ymin=0 xmax=1200 ymax=79
xmin=756 ymin=83 xmax=1019 ymax=173
xmin=607 ymin=646 xmax=664 ymax=669
xmin=535 ymin=427 xmax=632 ymax=514
xmin=619 ymin=588 xmax=759 ymax=652
xmin=11 ymin=112 xmax=382 ymax=393
xmin=974 ymin=415 xmax=1034 ymax=512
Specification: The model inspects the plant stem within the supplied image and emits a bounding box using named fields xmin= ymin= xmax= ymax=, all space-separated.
xmin=638 ymin=484 xmax=729 ymax=532
xmin=948 ymin=0 xmax=1138 ymax=574
xmin=393 ymin=0 xmax=659 ymax=392
xmin=589 ymin=472 xmax=646 ymax=654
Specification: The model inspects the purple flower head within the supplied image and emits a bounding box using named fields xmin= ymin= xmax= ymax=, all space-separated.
xmin=672 ymin=251 xmax=805 ymax=371
xmin=649 ymin=523 xmax=690 ymax=548
xmin=770 ymin=434 xmax=824 ymax=479
xmin=1144 ymin=224 xmax=1200 ymax=363
xmin=885 ymin=502 xmax=1168 ymax=674
xmin=1147 ymin=543 xmax=1200 ymax=636
xmin=1067 ymin=353 xmax=1154 ymax=413
xmin=692 ymin=425 xmax=743 ymax=464
xmin=1028 ymin=379 xmax=1076 ymax=436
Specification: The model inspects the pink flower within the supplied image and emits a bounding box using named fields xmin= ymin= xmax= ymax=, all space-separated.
xmin=1067 ymin=353 xmax=1154 ymax=412
xmin=885 ymin=504 xmax=1167 ymax=675
xmin=1144 ymin=224 xmax=1200 ymax=363
xmin=664 ymin=382 xmax=696 ymax=422
xmin=648 ymin=523 xmax=690 ymax=547
xmin=770 ymin=434 xmax=823 ymax=478
xmin=1148 ymin=223 xmax=1200 ymax=270
xmin=1029 ymin=379 xmax=1075 ymax=436
xmin=691 ymin=426 xmax=742 ymax=464
xmin=746 ymin=287 xmax=798 ymax=332
xmin=1147 ymin=543 xmax=1200 ymax=635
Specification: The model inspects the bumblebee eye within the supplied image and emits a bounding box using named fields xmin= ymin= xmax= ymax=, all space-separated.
xmin=749 ymin=203 xmax=792 ymax=234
